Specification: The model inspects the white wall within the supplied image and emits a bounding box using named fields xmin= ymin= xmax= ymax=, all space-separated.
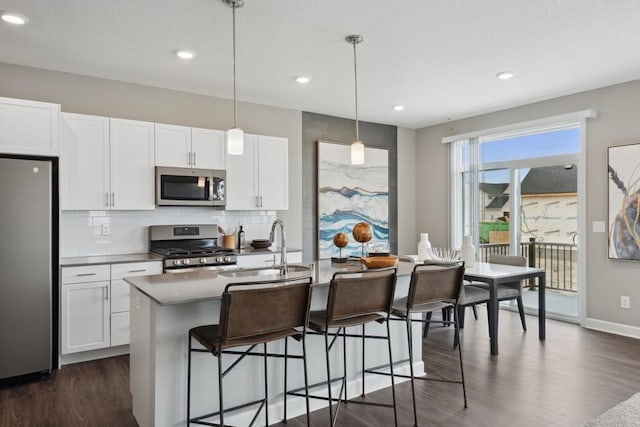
xmin=397 ymin=127 xmax=417 ymax=255
xmin=416 ymin=79 xmax=640 ymax=332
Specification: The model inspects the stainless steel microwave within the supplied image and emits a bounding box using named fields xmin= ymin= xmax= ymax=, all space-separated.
xmin=155 ymin=167 xmax=225 ymax=207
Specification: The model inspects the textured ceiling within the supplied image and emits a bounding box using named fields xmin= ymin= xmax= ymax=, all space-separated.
xmin=1 ymin=0 xmax=640 ymax=128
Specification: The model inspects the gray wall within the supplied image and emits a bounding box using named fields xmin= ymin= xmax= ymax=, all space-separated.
xmin=301 ymin=112 xmax=398 ymax=261
xmin=0 ymin=62 xmax=304 ymax=248
xmin=416 ymin=79 xmax=640 ymax=329
xmin=397 ymin=127 xmax=417 ymax=255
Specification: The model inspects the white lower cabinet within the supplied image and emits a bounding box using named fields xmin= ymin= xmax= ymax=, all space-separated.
xmin=61 ymin=279 xmax=111 ymax=354
xmin=61 ymin=261 xmax=161 ymax=356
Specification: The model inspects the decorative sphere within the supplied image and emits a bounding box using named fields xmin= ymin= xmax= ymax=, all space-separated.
xmin=352 ymin=222 xmax=373 ymax=243
xmin=333 ymin=232 xmax=348 ymax=248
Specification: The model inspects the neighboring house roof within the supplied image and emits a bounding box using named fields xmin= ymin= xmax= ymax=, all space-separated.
xmin=480 ymin=182 xmax=509 ymax=195
xmin=521 ymin=165 xmax=577 ymax=195
xmin=486 ymin=194 xmax=509 ymax=209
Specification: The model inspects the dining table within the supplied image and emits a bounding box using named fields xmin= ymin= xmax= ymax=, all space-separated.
xmin=463 ymin=261 xmax=546 ymax=355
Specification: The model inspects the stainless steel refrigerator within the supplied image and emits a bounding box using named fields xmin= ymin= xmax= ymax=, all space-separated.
xmin=0 ymin=156 xmax=58 ymax=381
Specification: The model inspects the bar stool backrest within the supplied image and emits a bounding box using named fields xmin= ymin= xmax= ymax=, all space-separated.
xmin=407 ymin=262 xmax=465 ymax=309
xmin=219 ymin=277 xmax=313 ymax=342
xmin=326 ymin=268 xmax=397 ymax=324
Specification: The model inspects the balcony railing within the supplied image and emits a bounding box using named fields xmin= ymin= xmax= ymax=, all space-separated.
xmin=478 ymin=238 xmax=577 ymax=293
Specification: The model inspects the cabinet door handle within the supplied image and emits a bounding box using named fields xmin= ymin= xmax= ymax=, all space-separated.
xmin=105 ymin=192 xmax=109 ymax=207
xmin=111 ymin=192 xmax=115 ymax=207
xmin=193 ymin=152 xmax=196 ymax=165
xmin=255 ymin=196 xmax=259 ymax=207
xmin=76 ymin=273 xmax=97 ymax=277
xmin=104 ymin=286 xmax=109 ymax=300
xmin=259 ymin=196 xmax=263 ymax=208
xmin=128 ymin=269 xmax=147 ymax=273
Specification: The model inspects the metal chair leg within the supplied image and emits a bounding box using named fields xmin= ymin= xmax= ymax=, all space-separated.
xmin=406 ymin=315 xmax=418 ymax=427
xmin=517 ymin=296 xmax=527 ymax=331
xmin=386 ymin=319 xmax=398 ymax=427
xmin=343 ymin=327 xmax=348 ymax=402
xmin=453 ymin=306 xmax=468 ymax=408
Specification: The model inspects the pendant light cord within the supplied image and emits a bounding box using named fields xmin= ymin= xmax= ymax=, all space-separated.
xmin=232 ymin=4 xmax=238 ymax=129
xmin=352 ymin=39 xmax=359 ymax=142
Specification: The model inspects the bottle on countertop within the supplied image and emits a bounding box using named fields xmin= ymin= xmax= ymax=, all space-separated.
xmin=237 ymin=225 xmax=245 ymax=249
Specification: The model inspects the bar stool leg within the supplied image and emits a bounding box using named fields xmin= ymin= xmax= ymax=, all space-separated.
xmin=187 ymin=337 xmax=192 ymax=426
xmin=218 ymin=352 xmax=224 ymax=427
xmin=302 ymin=331 xmax=311 ymax=426
xmin=385 ymin=319 xmax=398 ymax=427
xmin=263 ymin=342 xmax=269 ymax=426
xmin=342 ymin=327 xmax=348 ymax=402
xmin=406 ymin=315 xmax=418 ymax=426
xmin=284 ymin=337 xmax=288 ymax=422
xmin=361 ymin=324 xmax=365 ymax=397
xmin=324 ymin=331 xmax=334 ymax=427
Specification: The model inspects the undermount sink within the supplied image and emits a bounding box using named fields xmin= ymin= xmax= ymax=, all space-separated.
xmin=220 ymin=264 xmax=312 ymax=278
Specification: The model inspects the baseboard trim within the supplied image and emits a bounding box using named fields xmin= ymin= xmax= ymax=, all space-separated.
xmin=59 ymin=345 xmax=129 ymax=367
xmin=582 ymin=317 xmax=640 ymax=340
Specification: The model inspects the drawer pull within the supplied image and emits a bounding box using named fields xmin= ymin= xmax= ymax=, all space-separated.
xmin=76 ymin=273 xmax=97 ymax=277
xmin=128 ymin=269 xmax=147 ymax=273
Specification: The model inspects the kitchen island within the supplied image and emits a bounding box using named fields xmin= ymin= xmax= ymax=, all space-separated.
xmin=126 ymin=259 xmax=422 ymax=427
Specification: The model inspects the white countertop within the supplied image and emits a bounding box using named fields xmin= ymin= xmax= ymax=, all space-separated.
xmin=60 ymin=253 xmax=163 ymax=267
xmin=125 ymin=259 xmax=415 ymax=305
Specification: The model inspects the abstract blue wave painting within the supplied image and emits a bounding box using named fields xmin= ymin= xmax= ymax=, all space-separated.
xmin=318 ymin=141 xmax=389 ymax=259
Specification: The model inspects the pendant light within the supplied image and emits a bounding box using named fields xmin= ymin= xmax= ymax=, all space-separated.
xmin=346 ymin=34 xmax=365 ymax=165
xmin=224 ymin=0 xmax=244 ymax=155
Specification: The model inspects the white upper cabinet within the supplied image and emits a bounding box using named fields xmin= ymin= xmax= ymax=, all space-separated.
xmin=191 ymin=127 xmax=226 ymax=169
xmin=154 ymin=124 xmax=191 ymax=168
xmin=61 ymin=114 xmax=155 ymax=210
xmin=61 ymin=113 xmax=110 ymax=210
xmin=155 ymin=124 xmax=225 ymax=170
xmin=110 ymin=119 xmax=156 ymax=210
xmin=226 ymin=133 xmax=288 ymax=210
xmin=0 ymin=97 xmax=60 ymax=156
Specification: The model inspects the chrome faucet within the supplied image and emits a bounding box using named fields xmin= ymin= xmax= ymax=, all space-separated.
xmin=269 ymin=219 xmax=287 ymax=274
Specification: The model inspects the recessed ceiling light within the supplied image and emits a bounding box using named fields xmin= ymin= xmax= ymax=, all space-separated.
xmin=496 ymin=71 xmax=515 ymax=80
xmin=295 ymin=76 xmax=311 ymax=84
xmin=392 ymin=105 xmax=405 ymax=111
xmin=1 ymin=12 xmax=28 ymax=25
xmin=176 ymin=50 xmax=195 ymax=60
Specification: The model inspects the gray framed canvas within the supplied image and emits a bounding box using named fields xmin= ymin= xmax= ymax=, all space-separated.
xmin=608 ymin=142 xmax=640 ymax=260
xmin=317 ymin=141 xmax=389 ymax=259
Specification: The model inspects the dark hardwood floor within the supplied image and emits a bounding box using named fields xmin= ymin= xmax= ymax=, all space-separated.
xmin=1 ymin=309 xmax=639 ymax=426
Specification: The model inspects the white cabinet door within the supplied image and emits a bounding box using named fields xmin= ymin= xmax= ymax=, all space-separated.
xmin=61 ymin=113 xmax=110 ymax=210
xmin=61 ymin=281 xmax=110 ymax=354
xmin=155 ymin=124 xmax=191 ymax=168
xmin=257 ymin=135 xmax=288 ymax=210
xmin=225 ymin=133 xmax=259 ymax=210
xmin=0 ymin=97 xmax=60 ymax=156
xmin=110 ymin=118 xmax=156 ymax=210
xmin=191 ymin=127 xmax=226 ymax=169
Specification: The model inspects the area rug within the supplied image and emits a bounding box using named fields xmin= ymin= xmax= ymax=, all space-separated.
xmin=585 ymin=392 xmax=640 ymax=426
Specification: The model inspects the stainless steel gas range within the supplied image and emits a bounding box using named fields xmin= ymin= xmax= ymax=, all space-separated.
xmin=149 ymin=224 xmax=237 ymax=273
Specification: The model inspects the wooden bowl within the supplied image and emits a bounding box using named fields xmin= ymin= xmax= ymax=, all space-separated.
xmin=250 ymin=239 xmax=271 ymax=249
xmin=360 ymin=256 xmax=398 ymax=269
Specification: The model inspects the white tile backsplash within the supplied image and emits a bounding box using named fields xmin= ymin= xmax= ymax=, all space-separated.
xmin=61 ymin=207 xmax=277 ymax=257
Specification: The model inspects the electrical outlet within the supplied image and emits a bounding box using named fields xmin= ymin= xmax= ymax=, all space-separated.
xmin=101 ymin=223 xmax=110 ymax=236
xmin=620 ymin=296 xmax=630 ymax=309
xmin=592 ymin=221 xmax=606 ymax=233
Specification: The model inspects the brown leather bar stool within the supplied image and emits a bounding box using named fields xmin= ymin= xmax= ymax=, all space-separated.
xmin=386 ymin=261 xmax=468 ymax=427
xmin=186 ymin=276 xmax=313 ymax=427
xmin=290 ymin=268 xmax=398 ymax=427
